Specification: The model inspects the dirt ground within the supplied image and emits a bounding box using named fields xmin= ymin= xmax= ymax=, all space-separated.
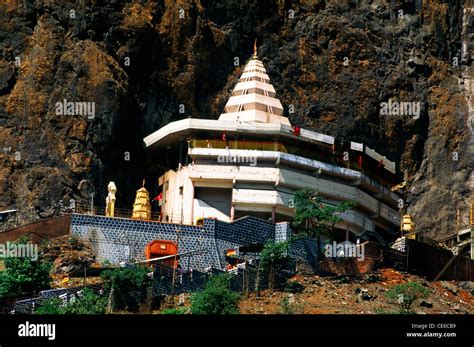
xmin=237 ymin=268 xmax=473 ymax=314
xmin=158 ymin=268 xmax=474 ymax=315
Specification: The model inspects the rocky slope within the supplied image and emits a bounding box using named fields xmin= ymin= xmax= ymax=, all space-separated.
xmin=0 ymin=0 xmax=472 ymax=240
xmin=237 ymin=269 xmax=474 ymax=314
xmin=156 ymin=268 xmax=474 ymax=314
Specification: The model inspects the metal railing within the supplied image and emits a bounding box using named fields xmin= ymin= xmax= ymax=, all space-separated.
xmin=69 ymin=203 xmax=205 ymax=226
xmin=68 ymin=203 xmax=163 ymax=221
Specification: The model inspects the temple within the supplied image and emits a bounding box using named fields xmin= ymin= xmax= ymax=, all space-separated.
xmin=144 ymin=47 xmax=401 ymax=241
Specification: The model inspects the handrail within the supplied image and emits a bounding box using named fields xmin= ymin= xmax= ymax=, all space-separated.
xmin=68 ymin=203 xmax=162 ymax=221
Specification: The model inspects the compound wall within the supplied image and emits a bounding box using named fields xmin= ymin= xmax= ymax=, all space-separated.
xmin=71 ymin=214 xmax=315 ymax=271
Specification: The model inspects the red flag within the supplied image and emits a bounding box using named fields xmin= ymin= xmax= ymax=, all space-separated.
xmin=358 ymin=155 xmax=363 ymax=169
xmin=292 ymin=126 xmax=301 ymax=136
xmin=152 ymin=192 xmax=162 ymax=201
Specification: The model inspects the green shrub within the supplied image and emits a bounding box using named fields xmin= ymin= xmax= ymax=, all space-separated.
xmin=63 ymin=288 xmax=108 ymax=314
xmin=190 ymin=273 xmax=240 ymax=314
xmin=385 ymin=282 xmax=429 ymax=313
xmin=0 ymin=240 xmax=51 ymax=299
xmin=35 ymin=297 xmax=64 ymax=314
xmin=260 ymin=241 xmax=289 ymax=269
xmin=260 ymin=240 xmax=290 ymax=291
xmin=36 ymin=288 xmax=107 ymax=314
xmin=101 ymin=266 xmax=152 ymax=312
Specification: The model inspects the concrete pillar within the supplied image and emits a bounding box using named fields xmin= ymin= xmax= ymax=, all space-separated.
xmin=230 ymin=204 xmax=235 ymax=221
xmin=272 ymin=206 xmax=276 ymax=223
xmin=190 ymin=182 xmax=195 ymax=225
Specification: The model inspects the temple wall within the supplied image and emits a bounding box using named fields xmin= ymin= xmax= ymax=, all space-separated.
xmin=71 ymin=214 xmax=219 ymax=270
xmin=70 ymin=214 xmax=314 ymax=271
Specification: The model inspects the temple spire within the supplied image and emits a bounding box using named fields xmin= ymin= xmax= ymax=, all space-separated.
xmin=132 ymin=179 xmax=151 ymax=220
xmin=218 ymin=48 xmax=291 ymax=126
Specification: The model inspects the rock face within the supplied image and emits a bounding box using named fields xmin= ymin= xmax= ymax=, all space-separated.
xmin=0 ymin=0 xmax=472 ymax=240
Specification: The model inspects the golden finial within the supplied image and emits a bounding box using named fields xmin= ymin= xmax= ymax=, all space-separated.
xmin=253 ymin=38 xmax=257 ymax=56
xmin=142 ymin=178 xmax=145 ymax=187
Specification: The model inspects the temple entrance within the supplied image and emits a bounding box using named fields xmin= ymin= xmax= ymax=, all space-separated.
xmin=145 ymin=240 xmax=179 ymax=268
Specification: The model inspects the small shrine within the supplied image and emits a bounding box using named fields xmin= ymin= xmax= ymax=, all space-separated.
xmin=131 ymin=179 xmax=152 ymax=220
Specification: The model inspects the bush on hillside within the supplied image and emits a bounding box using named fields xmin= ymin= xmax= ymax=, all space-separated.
xmin=190 ymin=273 xmax=240 ymax=314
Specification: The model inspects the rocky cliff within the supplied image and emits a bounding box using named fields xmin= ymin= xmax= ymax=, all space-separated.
xmin=0 ymin=0 xmax=472 ymax=240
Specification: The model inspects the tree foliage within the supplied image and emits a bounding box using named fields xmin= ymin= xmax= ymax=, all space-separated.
xmin=190 ymin=273 xmax=240 ymax=314
xmin=292 ymin=188 xmax=355 ymax=239
xmin=101 ymin=266 xmax=152 ymax=312
xmin=0 ymin=240 xmax=51 ymax=299
xmin=260 ymin=240 xmax=290 ymax=291
xmin=260 ymin=240 xmax=289 ymax=268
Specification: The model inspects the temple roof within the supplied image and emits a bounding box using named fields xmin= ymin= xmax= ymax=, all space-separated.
xmin=218 ymin=53 xmax=291 ymax=126
xmin=142 ymin=48 xmax=397 ymax=175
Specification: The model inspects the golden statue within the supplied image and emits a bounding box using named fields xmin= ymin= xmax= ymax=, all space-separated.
xmin=131 ymin=179 xmax=152 ymax=220
xmin=105 ymin=182 xmax=117 ymax=217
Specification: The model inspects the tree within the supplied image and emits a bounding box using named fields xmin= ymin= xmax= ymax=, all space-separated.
xmin=0 ymin=240 xmax=51 ymax=299
xmin=260 ymin=240 xmax=289 ymax=291
xmin=190 ymin=273 xmax=240 ymax=314
xmin=292 ymin=188 xmax=355 ymax=237
xmin=101 ymin=266 xmax=152 ymax=312
xmin=292 ymin=188 xmax=355 ymax=259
